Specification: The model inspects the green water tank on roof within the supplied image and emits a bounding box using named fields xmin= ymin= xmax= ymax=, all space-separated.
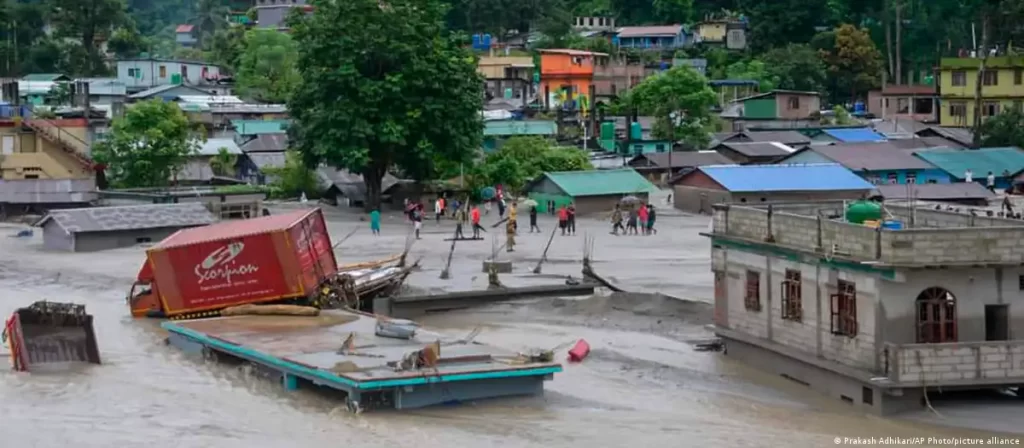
xmin=601 ymin=121 xmax=615 ymax=140
xmin=629 ymin=121 xmax=642 ymax=140
xmin=845 ymin=200 xmax=883 ymax=224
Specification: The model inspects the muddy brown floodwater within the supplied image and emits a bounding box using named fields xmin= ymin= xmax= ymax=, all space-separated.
xmin=0 ymin=198 xmax=1020 ymax=447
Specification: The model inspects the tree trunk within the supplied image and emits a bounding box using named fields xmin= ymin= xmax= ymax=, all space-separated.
xmin=895 ymin=0 xmax=903 ymax=85
xmin=884 ymin=0 xmax=895 ymax=82
xmin=361 ymin=163 xmax=387 ymax=212
xmin=972 ymin=14 xmax=990 ymax=148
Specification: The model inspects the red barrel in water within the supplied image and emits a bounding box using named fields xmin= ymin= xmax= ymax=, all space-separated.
xmin=567 ymin=339 xmax=590 ymax=362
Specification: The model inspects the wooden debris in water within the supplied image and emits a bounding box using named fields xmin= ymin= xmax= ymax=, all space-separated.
xmin=220 ymin=304 xmax=320 ymax=317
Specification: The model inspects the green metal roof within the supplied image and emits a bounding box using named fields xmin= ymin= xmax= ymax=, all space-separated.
xmin=484 ymin=120 xmax=557 ymax=137
xmin=231 ymin=119 xmax=289 ymax=135
xmin=22 ymin=73 xmax=69 ymax=81
xmin=538 ymin=168 xmax=656 ymax=197
xmin=914 ymin=147 xmax=1024 ymax=180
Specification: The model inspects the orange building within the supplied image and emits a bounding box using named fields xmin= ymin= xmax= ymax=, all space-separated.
xmin=538 ymin=49 xmax=608 ymax=109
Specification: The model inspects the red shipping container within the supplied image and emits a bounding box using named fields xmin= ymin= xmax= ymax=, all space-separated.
xmin=129 ymin=208 xmax=338 ymax=318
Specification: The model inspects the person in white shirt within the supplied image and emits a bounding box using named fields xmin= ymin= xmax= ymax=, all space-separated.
xmin=987 ymin=171 xmax=996 ymax=192
xmin=965 ymin=169 xmax=973 ymax=183
xmin=434 ymin=198 xmax=443 ymax=223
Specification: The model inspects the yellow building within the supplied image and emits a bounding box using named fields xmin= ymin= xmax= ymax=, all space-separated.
xmin=697 ymin=21 xmax=728 ymax=43
xmin=938 ymin=56 xmax=1024 ymax=127
xmin=477 ymin=56 xmax=534 ymax=80
xmin=0 ymin=118 xmax=94 ymax=180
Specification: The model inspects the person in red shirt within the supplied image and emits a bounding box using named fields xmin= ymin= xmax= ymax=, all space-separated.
xmin=557 ymin=205 xmax=569 ymax=235
xmin=471 ymin=204 xmax=482 ymax=238
xmin=638 ymin=202 xmax=649 ymax=235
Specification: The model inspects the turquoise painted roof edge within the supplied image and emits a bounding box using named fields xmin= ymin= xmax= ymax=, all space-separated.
xmin=162 ymin=321 xmax=563 ymax=389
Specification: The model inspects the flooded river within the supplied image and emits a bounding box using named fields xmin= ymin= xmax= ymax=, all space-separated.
xmin=0 ymin=206 xmax=1019 ymax=447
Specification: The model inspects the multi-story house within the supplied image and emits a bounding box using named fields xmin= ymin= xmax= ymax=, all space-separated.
xmin=708 ymin=201 xmax=1024 ymax=415
xmin=615 ymin=25 xmax=690 ymax=50
xmin=175 ymin=25 xmax=198 ymax=48
xmin=0 ymin=112 xmax=98 ymax=213
xmin=115 ymin=57 xmax=225 ymax=93
xmin=938 ymin=56 xmax=1024 ymax=127
xmin=538 ymin=49 xmax=607 ymax=109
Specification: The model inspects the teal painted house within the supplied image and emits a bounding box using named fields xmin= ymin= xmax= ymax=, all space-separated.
xmin=616 ymin=140 xmax=674 ymax=155
xmin=914 ymin=146 xmax=1024 ymax=189
xmin=730 ymin=90 xmax=821 ymax=120
xmin=483 ymin=120 xmax=557 ymax=152
xmin=780 ymin=145 xmax=948 ymax=185
xmin=232 ymin=119 xmax=289 ymax=136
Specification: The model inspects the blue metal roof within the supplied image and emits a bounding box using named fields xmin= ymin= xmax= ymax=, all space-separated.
xmin=822 ymin=128 xmax=887 ymax=143
xmin=699 ymin=163 xmax=875 ymax=192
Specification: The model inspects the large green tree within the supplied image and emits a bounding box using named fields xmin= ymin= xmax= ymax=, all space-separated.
xmin=977 ymin=109 xmax=1024 ymax=149
xmin=762 ymin=43 xmax=828 ymax=94
xmin=93 ymin=99 xmax=201 ymax=188
xmin=474 ymin=136 xmax=592 ymax=193
xmin=51 ymin=0 xmax=127 ymax=75
xmin=818 ymin=24 xmax=883 ymax=102
xmin=236 ymin=29 xmax=299 ymax=103
xmin=288 ymin=0 xmax=484 ymax=209
xmin=626 ymin=66 xmax=718 ymax=148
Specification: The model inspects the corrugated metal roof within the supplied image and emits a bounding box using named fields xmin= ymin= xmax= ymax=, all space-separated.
xmin=716 ymin=141 xmax=795 ymax=157
xmin=916 ymin=127 xmax=974 ymax=146
xmin=232 ymin=119 xmax=289 ymax=135
xmin=616 ymin=25 xmax=684 ymax=38
xmin=697 ymin=163 xmax=874 ymax=192
xmin=22 ymin=73 xmax=68 ymax=81
xmin=247 ymin=151 xmax=286 ymax=170
xmin=128 ymin=84 xmax=213 ymax=99
xmin=197 ymin=138 xmax=242 ymax=156
xmin=914 ymin=147 xmax=1024 ymax=179
xmin=875 ymin=183 xmax=994 ymax=201
xmin=175 ymin=24 xmax=195 ymax=33
xmin=537 ymin=168 xmax=656 ymax=197
xmin=821 ymin=128 xmax=887 ymax=143
xmin=37 ymin=203 xmax=216 ymax=234
xmin=483 ymin=120 xmax=557 ymax=136
xmin=241 ymin=134 xmax=289 ymax=152
xmin=178 ymin=95 xmax=243 ymax=104
xmin=155 ymin=208 xmax=315 ymax=249
xmin=732 ymin=130 xmax=810 ymax=146
xmin=807 ymin=144 xmax=937 ymax=170
xmin=629 ymin=151 xmax=732 ymax=168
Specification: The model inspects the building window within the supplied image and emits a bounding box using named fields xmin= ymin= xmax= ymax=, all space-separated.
xmin=982 ymin=101 xmax=999 ymax=117
xmin=744 ymin=270 xmax=761 ymax=312
xmin=781 ymin=269 xmax=802 ymax=321
xmin=830 ymin=280 xmax=858 ymax=337
xmin=916 ymin=287 xmax=958 ymax=343
xmin=23 ymin=174 xmax=39 ymax=179
xmin=1018 ymin=274 xmax=1024 ymax=290
xmin=905 ymin=172 xmax=917 ymax=184
xmin=1016 ymin=68 xmax=1023 ymax=85
xmin=788 ymin=97 xmax=800 ymax=109
xmin=127 ymin=68 xmax=136 ymax=78
xmin=982 ymin=70 xmax=998 ymax=86
xmin=887 ymin=173 xmax=898 ymax=184
xmin=1015 ymin=100 xmax=1023 ymax=112
xmin=951 ymin=70 xmax=967 ymax=86
xmin=159 ymin=65 xmax=167 ymax=78
xmin=949 ymin=101 xmax=967 ymax=117
xmin=914 ymin=98 xmax=933 ymax=114
xmin=867 ymin=176 xmax=881 ymax=184
xmin=655 ymin=144 xmax=666 ymax=152
xmin=897 ymin=98 xmax=909 ymax=113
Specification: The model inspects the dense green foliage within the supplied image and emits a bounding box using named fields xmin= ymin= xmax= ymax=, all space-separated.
xmin=473 ymin=136 xmax=592 ymax=193
xmin=626 ymin=66 xmax=718 ymax=148
xmin=236 ymin=30 xmax=299 ymax=103
xmin=287 ymin=0 xmax=484 ymax=210
xmin=262 ymin=150 xmax=323 ymax=199
xmin=93 ymin=99 xmax=201 ymax=188
xmin=977 ymin=109 xmax=1024 ymax=149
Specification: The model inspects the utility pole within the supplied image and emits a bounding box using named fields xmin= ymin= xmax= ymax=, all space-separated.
xmin=971 ymin=15 xmax=990 ymax=149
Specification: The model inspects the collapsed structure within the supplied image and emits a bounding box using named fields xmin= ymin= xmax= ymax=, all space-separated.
xmin=705 ymin=201 xmax=1024 ymax=414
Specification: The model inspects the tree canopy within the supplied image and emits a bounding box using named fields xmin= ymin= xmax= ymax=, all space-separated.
xmin=474 ymin=137 xmax=592 ymax=193
xmin=93 ymin=99 xmax=201 ymax=188
xmin=288 ymin=0 xmax=484 ymax=209
xmin=236 ymin=29 xmax=300 ymax=103
xmin=626 ymin=66 xmax=718 ymax=148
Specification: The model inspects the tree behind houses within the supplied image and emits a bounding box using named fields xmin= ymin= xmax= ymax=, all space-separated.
xmin=288 ymin=0 xmax=483 ymax=210
xmin=93 ymin=99 xmax=201 ymax=188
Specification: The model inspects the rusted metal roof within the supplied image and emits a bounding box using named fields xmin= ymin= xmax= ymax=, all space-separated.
xmin=810 ymin=144 xmax=938 ymax=171
xmin=36 ymin=203 xmax=216 ymax=234
xmin=616 ymin=25 xmax=684 ymax=38
xmin=629 ymin=151 xmax=732 ymax=169
xmin=716 ymin=141 xmax=796 ymax=157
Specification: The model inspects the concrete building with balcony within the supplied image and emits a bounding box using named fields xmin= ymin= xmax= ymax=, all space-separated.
xmin=938 ymin=56 xmax=1024 ymax=127
xmin=0 ymin=117 xmax=97 ymax=215
xmin=538 ymin=49 xmax=608 ymax=110
xmin=706 ymin=201 xmax=1024 ymax=415
xmin=615 ymin=25 xmax=690 ymax=50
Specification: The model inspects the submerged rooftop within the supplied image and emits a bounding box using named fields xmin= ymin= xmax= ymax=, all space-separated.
xmin=706 ymin=201 xmax=1024 ymax=267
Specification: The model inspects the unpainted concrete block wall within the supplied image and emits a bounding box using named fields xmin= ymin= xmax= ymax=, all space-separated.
xmin=895 ymin=343 xmax=1024 ymax=383
xmin=881 ymin=227 xmax=1024 ymax=264
xmin=820 ymin=270 xmax=878 ymax=371
xmin=718 ymin=245 xmax=880 ymax=372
